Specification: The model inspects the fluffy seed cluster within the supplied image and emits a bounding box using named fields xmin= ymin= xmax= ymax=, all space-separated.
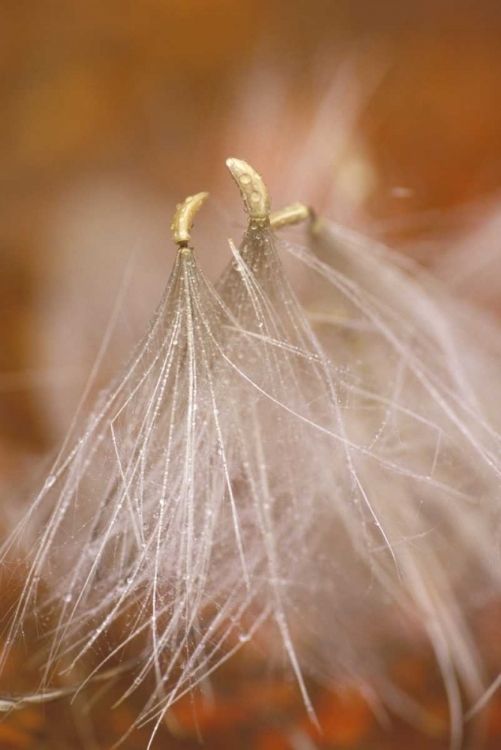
xmin=1 ymin=160 xmax=501 ymax=749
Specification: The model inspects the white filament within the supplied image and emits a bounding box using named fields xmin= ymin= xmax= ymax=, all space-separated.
xmin=2 ymin=215 xmax=501 ymax=749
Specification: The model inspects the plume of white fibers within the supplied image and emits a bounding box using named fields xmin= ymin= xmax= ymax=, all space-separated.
xmin=1 ymin=240 xmax=291 ymax=698
xmin=0 ymin=194 xmax=389 ymax=742
xmin=280 ymin=218 xmax=501 ymax=736
xmin=36 ymin=178 xmax=233 ymax=440
xmin=2 ymin=174 xmax=501 ymax=748
xmin=212 ymin=208 xmax=501 ymax=746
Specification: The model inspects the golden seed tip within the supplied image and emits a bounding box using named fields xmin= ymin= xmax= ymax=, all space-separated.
xmin=226 ymin=157 xmax=270 ymax=220
xmin=171 ymin=192 xmax=208 ymax=247
xmin=270 ymin=203 xmax=313 ymax=231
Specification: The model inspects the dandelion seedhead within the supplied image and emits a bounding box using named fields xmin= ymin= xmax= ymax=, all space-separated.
xmin=2 ymin=158 xmax=501 ymax=749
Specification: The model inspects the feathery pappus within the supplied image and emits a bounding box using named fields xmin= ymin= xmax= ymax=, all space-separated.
xmin=1 ymin=159 xmax=501 ymax=749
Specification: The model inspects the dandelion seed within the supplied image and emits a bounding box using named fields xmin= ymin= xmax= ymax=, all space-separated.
xmin=1 ymin=190 xmax=263 ymax=728
xmin=217 ymin=158 xmax=501 ymax=748
xmin=2 ymin=159 xmax=501 ymax=750
xmin=0 ymin=181 xmax=353 ymax=740
xmin=280 ymin=210 xmax=501 ymax=745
